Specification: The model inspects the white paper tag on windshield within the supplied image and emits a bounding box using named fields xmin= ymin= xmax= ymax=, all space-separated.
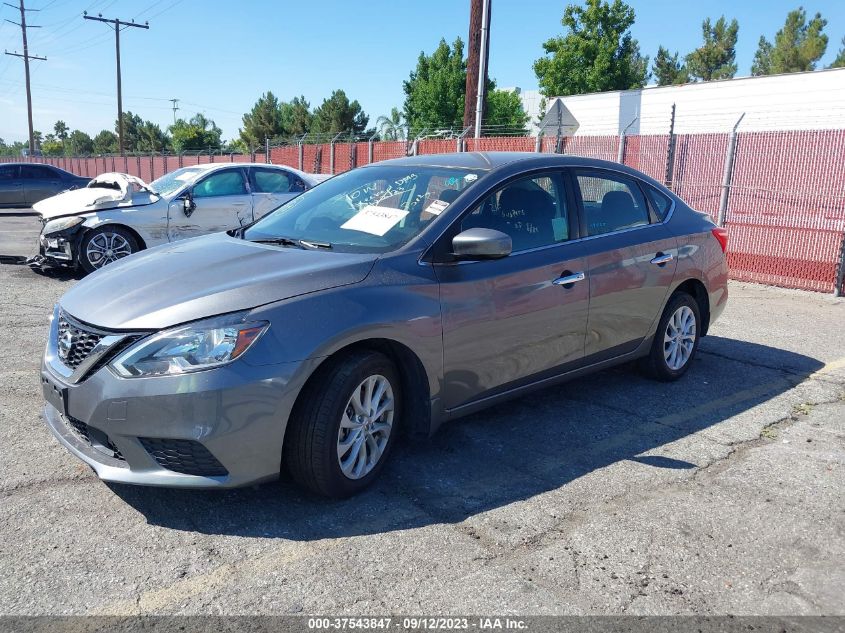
xmin=424 ymin=199 xmax=450 ymax=216
xmin=341 ymin=205 xmax=409 ymax=236
xmin=175 ymin=173 xmax=195 ymax=181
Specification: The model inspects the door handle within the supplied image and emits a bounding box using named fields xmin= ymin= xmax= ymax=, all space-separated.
xmin=553 ymin=271 xmax=586 ymax=287
xmin=650 ymin=253 xmax=674 ymax=266
xmin=231 ymin=202 xmax=247 ymax=207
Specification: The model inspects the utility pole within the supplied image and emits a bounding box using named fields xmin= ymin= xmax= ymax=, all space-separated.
xmin=4 ymin=0 xmax=46 ymax=155
xmin=169 ymin=98 xmax=179 ymax=124
xmin=83 ymin=12 xmax=149 ymax=155
xmin=463 ymin=0 xmax=491 ymax=137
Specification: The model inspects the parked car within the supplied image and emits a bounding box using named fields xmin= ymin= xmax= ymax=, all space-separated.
xmin=30 ymin=163 xmax=327 ymax=273
xmin=40 ymin=152 xmax=729 ymax=497
xmin=0 ymin=162 xmax=90 ymax=207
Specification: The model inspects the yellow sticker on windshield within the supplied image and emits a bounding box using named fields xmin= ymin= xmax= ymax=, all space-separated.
xmin=341 ymin=205 xmax=409 ymax=236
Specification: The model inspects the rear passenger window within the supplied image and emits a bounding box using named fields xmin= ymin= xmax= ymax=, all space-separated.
xmin=645 ymin=185 xmax=673 ymax=220
xmin=253 ymin=169 xmax=292 ymax=193
xmin=575 ymin=171 xmax=650 ymax=236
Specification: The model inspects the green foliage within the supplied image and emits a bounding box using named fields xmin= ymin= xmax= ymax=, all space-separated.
xmin=53 ymin=120 xmax=69 ymax=142
xmin=376 ymin=107 xmax=406 ymax=141
xmin=533 ymin=0 xmax=649 ymax=97
xmin=42 ymin=134 xmax=63 ymax=156
xmin=485 ymin=90 xmax=529 ymax=133
xmin=116 ymin=111 xmax=170 ymax=152
xmin=685 ymin=16 xmax=739 ymax=81
xmin=0 ymin=138 xmax=26 ymax=155
xmin=751 ymin=8 xmax=828 ymax=75
xmin=310 ymin=89 xmax=369 ymax=137
xmin=653 ymin=46 xmax=690 ymax=85
xmin=67 ymin=130 xmax=94 ymax=155
xmin=832 ymin=37 xmax=845 ymax=68
xmin=92 ymin=130 xmax=119 ymax=154
xmin=239 ymin=92 xmax=285 ymax=148
xmin=169 ymin=113 xmax=223 ymax=152
xmin=403 ymin=37 xmax=468 ymax=131
xmin=280 ymin=96 xmax=312 ymax=136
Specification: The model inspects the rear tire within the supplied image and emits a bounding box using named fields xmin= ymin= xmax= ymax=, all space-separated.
xmin=640 ymin=291 xmax=701 ymax=382
xmin=79 ymin=226 xmax=138 ymax=274
xmin=284 ymin=351 xmax=401 ymax=498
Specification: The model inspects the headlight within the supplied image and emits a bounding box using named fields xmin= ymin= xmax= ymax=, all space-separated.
xmin=43 ymin=216 xmax=84 ymax=235
xmin=110 ymin=314 xmax=269 ymax=378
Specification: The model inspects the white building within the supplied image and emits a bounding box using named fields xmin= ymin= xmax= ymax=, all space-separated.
xmin=514 ymin=67 xmax=845 ymax=136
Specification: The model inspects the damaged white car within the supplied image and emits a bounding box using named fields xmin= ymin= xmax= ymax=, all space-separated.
xmin=30 ymin=163 xmax=326 ymax=273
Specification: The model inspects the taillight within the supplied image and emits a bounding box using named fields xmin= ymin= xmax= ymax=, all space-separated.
xmin=711 ymin=227 xmax=728 ymax=253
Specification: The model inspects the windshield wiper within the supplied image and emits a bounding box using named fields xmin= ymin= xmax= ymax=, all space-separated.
xmin=248 ymin=236 xmax=332 ymax=250
xmin=299 ymin=239 xmax=332 ymax=250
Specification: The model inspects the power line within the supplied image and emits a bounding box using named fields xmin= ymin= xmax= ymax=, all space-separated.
xmin=4 ymin=0 xmax=46 ymax=153
xmin=83 ymin=10 xmax=148 ymax=155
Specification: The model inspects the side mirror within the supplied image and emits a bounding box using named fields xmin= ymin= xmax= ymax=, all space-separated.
xmin=183 ymin=191 xmax=196 ymax=217
xmin=452 ymin=228 xmax=512 ymax=260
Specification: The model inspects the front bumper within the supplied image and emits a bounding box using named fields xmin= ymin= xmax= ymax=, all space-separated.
xmin=41 ymin=351 xmax=313 ymax=489
xmin=29 ymin=220 xmax=85 ymax=270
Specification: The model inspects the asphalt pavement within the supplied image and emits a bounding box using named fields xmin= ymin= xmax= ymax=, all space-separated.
xmin=0 ymin=217 xmax=843 ymax=616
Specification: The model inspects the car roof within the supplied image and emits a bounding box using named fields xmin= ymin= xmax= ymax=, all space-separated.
xmin=366 ymin=151 xmax=668 ymax=189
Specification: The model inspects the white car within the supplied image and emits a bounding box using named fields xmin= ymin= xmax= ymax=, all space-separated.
xmin=30 ymin=163 xmax=327 ymax=273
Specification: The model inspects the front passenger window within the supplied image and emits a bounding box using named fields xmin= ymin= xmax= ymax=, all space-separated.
xmin=576 ymin=171 xmax=650 ymax=236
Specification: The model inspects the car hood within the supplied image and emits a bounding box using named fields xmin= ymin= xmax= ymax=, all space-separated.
xmin=59 ymin=233 xmax=379 ymax=330
xmin=34 ymin=172 xmax=158 ymax=220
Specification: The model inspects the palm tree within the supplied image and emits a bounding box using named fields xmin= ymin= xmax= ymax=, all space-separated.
xmin=376 ymin=107 xmax=406 ymax=141
xmin=54 ymin=120 xmax=69 ymax=153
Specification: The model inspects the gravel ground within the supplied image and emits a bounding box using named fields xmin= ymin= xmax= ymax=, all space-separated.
xmin=0 ymin=217 xmax=843 ymax=616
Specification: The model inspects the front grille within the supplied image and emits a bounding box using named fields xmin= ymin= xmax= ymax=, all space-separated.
xmin=64 ymin=415 xmax=124 ymax=461
xmin=139 ymin=438 xmax=228 ymax=477
xmin=57 ymin=312 xmax=104 ymax=370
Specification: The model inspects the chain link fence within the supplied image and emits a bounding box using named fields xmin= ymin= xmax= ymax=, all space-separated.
xmin=3 ymin=127 xmax=844 ymax=295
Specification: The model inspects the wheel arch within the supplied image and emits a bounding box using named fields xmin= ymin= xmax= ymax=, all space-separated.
xmin=81 ymin=222 xmax=148 ymax=251
xmin=285 ymin=338 xmax=433 ymax=447
xmin=672 ymin=277 xmax=711 ymax=335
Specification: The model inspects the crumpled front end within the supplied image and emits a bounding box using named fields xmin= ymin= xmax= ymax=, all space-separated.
xmin=28 ymin=215 xmax=88 ymax=271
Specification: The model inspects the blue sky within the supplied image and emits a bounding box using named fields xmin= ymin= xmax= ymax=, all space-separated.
xmin=1 ymin=0 xmax=843 ymax=143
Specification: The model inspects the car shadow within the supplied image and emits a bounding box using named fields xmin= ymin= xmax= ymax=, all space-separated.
xmin=109 ymin=336 xmax=823 ymax=539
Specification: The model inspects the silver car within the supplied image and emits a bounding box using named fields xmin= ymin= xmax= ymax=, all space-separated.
xmin=31 ymin=163 xmax=325 ymax=273
xmin=41 ymin=152 xmax=729 ymax=497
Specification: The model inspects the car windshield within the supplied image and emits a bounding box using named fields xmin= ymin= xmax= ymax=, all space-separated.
xmin=149 ymin=167 xmax=206 ymax=197
xmin=243 ymin=165 xmax=483 ymax=253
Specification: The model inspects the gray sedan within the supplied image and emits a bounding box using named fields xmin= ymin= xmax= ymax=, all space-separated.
xmin=0 ymin=162 xmax=89 ymax=206
xmin=40 ymin=152 xmax=729 ymax=497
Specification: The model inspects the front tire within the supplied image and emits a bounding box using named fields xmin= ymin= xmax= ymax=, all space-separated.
xmin=641 ymin=291 xmax=701 ymax=381
xmin=79 ymin=226 xmax=138 ymax=274
xmin=284 ymin=351 xmax=401 ymax=498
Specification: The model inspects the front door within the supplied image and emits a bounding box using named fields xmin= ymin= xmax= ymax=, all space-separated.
xmin=436 ymin=172 xmax=589 ymax=410
xmin=572 ymin=168 xmax=678 ymax=359
xmin=249 ymin=167 xmax=307 ymax=220
xmin=168 ymin=168 xmax=252 ymax=242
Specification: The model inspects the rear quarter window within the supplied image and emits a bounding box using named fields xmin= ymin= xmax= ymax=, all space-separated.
xmin=645 ymin=185 xmax=673 ymax=220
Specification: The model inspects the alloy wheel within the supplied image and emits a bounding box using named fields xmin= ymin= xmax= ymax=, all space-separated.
xmin=85 ymin=231 xmax=133 ymax=269
xmin=337 ymin=374 xmax=394 ymax=480
xmin=663 ymin=305 xmax=696 ymax=370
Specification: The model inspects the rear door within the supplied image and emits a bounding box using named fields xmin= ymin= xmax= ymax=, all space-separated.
xmin=21 ymin=164 xmax=63 ymax=204
xmin=249 ymin=167 xmax=307 ymax=220
xmin=168 ymin=168 xmax=251 ymax=241
xmin=572 ymin=168 xmax=678 ymax=360
xmin=436 ymin=171 xmax=589 ymax=410
xmin=0 ymin=164 xmax=22 ymax=206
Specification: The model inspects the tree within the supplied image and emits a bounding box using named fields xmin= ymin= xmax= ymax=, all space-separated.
xmin=653 ymin=46 xmax=690 ymax=85
xmin=138 ymin=121 xmax=170 ymax=152
xmin=403 ymin=37 xmax=468 ymax=132
xmin=310 ymin=89 xmax=369 ymax=136
xmin=67 ymin=130 xmax=94 ymax=155
xmin=685 ymin=16 xmax=739 ymax=81
xmin=376 ymin=107 xmax=406 ymax=141
xmin=53 ymin=120 xmax=69 ymax=152
xmin=485 ymin=90 xmax=529 ymax=134
xmin=533 ymin=0 xmax=649 ymax=97
xmin=42 ymin=134 xmax=63 ymax=156
xmin=93 ymin=130 xmax=119 ymax=154
xmin=831 ymin=37 xmax=845 ymax=68
xmin=32 ymin=130 xmax=43 ymax=148
xmin=169 ymin=113 xmax=223 ymax=152
xmin=280 ymin=96 xmax=312 ymax=136
xmin=116 ymin=111 xmax=144 ymax=152
xmin=239 ymin=92 xmax=285 ymax=148
xmin=751 ymin=8 xmax=828 ymax=75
